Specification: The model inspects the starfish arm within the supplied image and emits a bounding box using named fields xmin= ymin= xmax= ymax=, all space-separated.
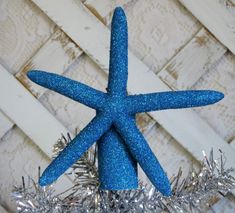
xmin=107 ymin=7 xmax=128 ymax=96
xmin=114 ymin=116 xmax=172 ymax=196
xmin=39 ymin=113 xmax=112 ymax=186
xmin=27 ymin=70 xmax=107 ymax=110
xmin=127 ymin=90 xmax=224 ymax=114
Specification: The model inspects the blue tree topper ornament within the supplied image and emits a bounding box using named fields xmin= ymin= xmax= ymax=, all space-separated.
xmin=27 ymin=7 xmax=224 ymax=196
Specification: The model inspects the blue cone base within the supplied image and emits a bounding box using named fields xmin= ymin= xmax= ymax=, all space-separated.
xmin=98 ymin=127 xmax=138 ymax=190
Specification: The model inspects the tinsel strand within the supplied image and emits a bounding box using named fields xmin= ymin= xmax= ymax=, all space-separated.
xmin=12 ymin=135 xmax=235 ymax=212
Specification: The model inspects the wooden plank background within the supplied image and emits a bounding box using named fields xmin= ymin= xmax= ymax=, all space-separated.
xmin=0 ymin=0 xmax=234 ymax=212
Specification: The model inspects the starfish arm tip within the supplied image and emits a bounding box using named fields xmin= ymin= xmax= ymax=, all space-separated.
xmin=161 ymin=179 xmax=172 ymax=197
xmin=115 ymin=118 xmax=172 ymax=196
xmin=27 ymin=70 xmax=38 ymax=80
xmin=164 ymin=189 xmax=172 ymax=197
xmin=211 ymin=90 xmax=224 ymax=102
xmin=203 ymin=90 xmax=224 ymax=105
xmin=113 ymin=6 xmax=125 ymax=17
xmin=27 ymin=70 xmax=48 ymax=85
xmin=38 ymin=172 xmax=54 ymax=186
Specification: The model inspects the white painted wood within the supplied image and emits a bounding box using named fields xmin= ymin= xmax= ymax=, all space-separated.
xmin=16 ymin=29 xmax=83 ymax=98
xmin=0 ymin=28 xmax=81 ymax=139
xmin=31 ymin=0 xmax=109 ymax=72
xmin=191 ymin=53 xmax=235 ymax=142
xmin=16 ymin=0 xmax=125 ymax=98
xmin=129 ymin=56 xmax=235 ymax=167
xmin=0 ymin=0 xmax=54 ymax=75
xmin=0 ymin=0 xmax=54 ymax=140
xmin=0 ymin=64 xmax=73 ymax=192
xmin=0 ymin=110 xmax=14 ymax=138
xmin=178 ymin=0 xmax=235 ymax=54
xmin=0 ymin=205 xmax=8 ymax=213
xmin=31 ymin=0 xmax=235 ymax=167
xmin=219 ymin=0 xmax=235 ymax=17
xmin=0 ymin=64 xmax=69 ymax=157
xmin=158 ymin=28 xmax=226 ymax=90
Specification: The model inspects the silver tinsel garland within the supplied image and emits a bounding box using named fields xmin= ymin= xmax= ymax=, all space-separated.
xmin=12 ymin=134 xmax=235 ymax=212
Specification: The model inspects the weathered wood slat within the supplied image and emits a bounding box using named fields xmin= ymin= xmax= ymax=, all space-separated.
xmin=0 ymin=64 xmax=73 ymax=192
xmin=16 ymin=29 xmax=83 ymax=98
xmin=32 ymin=0 xmax=108 ymax=72
xmin=178 ymin=0 xmax=235 ymax=54
xmin=16 ymin=0 xmax=129 ymax=98
xmin=0 ymin=29 xmax=82 ymax=139
xmin=219 ymin=0 xmax=235 ymax=17
xmin=158 ymin=28 xmax=226 ymax=90
xmin=31 ymin=0 xmax=235 ymax=167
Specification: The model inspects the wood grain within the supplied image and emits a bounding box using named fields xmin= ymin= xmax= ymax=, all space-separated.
xmin=158 ymin=28 xmax=226 ymax=90
xmin=178 ymin=0 xmax=235 ymax=54
xmin=16 ymin=29 xmax=83 ymax=98
xmin=192 ymin=53 xmax=235 ymax=142
xmin=31 ymin=0 xmax=235 ymax=167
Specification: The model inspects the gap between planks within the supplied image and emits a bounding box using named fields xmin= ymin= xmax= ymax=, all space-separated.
xmin=29 ymin=0 xmax=235 ymax=167
xmin=178 ymin=0 xmax=235 ymax=54
xmin=157 ymin=27 xmax=226 ymax=90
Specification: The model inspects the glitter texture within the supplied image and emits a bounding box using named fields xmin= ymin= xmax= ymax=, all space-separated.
xmin=27 ymin=7 xmax=224 ymax=196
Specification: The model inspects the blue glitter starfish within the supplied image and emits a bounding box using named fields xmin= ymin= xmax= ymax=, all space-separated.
xmin=27 ymin=7 xmax=224 ymax=196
